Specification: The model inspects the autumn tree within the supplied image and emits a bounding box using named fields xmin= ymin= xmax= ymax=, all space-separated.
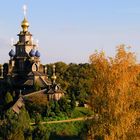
xmin=88 ymin=45 xmax=140 ymax=140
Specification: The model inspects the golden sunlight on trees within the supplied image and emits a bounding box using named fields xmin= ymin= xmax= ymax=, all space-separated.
xmin=88 ymin=45 xmax=140 ymax=140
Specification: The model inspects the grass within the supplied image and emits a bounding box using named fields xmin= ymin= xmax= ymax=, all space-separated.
xmin=42 ymin=107 xmax=93 ymax=139
xmin=71 ymin=107 xmax=93 ymax=118
xmin=44 ymin=121 xmax=87 ymax=139
xmin=41 ymin=107 xmax=93 ymax=122
xmin=31 ymin=107 xmax=92 ymax=139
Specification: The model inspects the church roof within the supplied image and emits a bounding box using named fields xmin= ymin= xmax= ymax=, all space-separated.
xmin=28 ymin=71 xmax=46 ymax=76
xmin=12 ymin=89 xmax=48 ymax=114
xmin=12 ymin=97 xmax=24 ymax=114
xmin=24 ymin=89 xmax=47 ymax=97
xmin=24 ymin=79 xmax=34 ymax=86
xmin=36 ymin=77 xmax=50 ymax=87
xmin=47 ymin=84 xmax=65 ymax=94
xmin=24 ymin=71 xmax=51 ymax=87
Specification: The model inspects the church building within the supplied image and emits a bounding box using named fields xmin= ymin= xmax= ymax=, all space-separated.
xmin=7 ymin=17 xmax=51 ymax=91
xmin=0 ymin=7 xmax=65 ymax=102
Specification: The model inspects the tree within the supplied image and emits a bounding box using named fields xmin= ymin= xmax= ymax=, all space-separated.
xmin=70 ymin=94 xmax=76 ymax=109
xmin=25 ymin=93 xmax=48 ymax=117
xmin=0 ymin=107 xmax=32 ymax=140
xmin=58 ymin=97 xmax=70 ymax=115
xmin=88 ymin=45 xmax=140 ymax=140
xmin=54 ymin=101 xmax=60 ymax=116
xmin=33 ymin=82 xmax=41 ymax=91
xmin=5 ymin=92 xmax=13 ymax=105
xmin=33 ymin=115 xmax=49 ymax=140
xmin=46 ymin=62 xmax=94 ymax=102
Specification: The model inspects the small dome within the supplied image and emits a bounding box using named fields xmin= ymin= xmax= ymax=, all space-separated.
xmin=35 ymin=50 xmax=41 ymax=57
xmin=9 ymin=49 xmax=15 ymax=57
xmin=29 ymin=49 xmax=36 ymax=57
xmin=21 ymin=18 xmax=29 ymax=32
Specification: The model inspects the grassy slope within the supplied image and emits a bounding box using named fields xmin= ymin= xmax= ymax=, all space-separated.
xmin=43 ymin=107 xmax=93 ymax=139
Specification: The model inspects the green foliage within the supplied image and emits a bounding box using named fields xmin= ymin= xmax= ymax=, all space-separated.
xmin=24 ymin=93 xmax=49 ymax=118
xmin=54 ymin=101 xmax=61 ymax=115
xmin=5 ymin=92 xmax=13 ymax=104
xmin=70 ymin=94 xmax=76 ymax=110
xmin=33 ymin=82 xmax=41 ymax=91
xmin=32 ymin=124 xmax=49 ymax=140
xmin=0 ymin=61 xmax=96 ymax=139
xmin=58 ymin=97 xmax=71 ymax=116
xmin=44 ymin=121 xmax=86 ymax=139
xmin=35 ymin=113 xmax=42 ymax=125
xmin=71 ymin=107 xmax=93 ymax=118
xmin=46 ymin=62 xmax=94 ymax=103
xmin=47 ymin=97 xmax=71 ymax=118
xmin=0 ymin=107 xmax=31 ymax=140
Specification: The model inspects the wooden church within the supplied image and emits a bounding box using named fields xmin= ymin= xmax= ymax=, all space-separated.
xmin=0 ymin=6 xmax=65 ymax=105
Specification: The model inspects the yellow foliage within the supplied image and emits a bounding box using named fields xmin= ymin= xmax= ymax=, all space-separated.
xmin=89 ymin=45 xmax=140 ymax=140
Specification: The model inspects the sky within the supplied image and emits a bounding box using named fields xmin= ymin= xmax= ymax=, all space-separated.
xmin=0 ymin=0 xmax=140 ymax=64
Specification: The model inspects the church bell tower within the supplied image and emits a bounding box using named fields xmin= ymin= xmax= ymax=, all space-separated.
xmin=14 ymin=17 xmax=41 ymax=74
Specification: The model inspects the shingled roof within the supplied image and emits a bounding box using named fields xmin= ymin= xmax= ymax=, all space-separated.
xmin=12 ymin=97 xmax=24 ymax=114
xmin=28 ymin=71 xmax=46 ymax=76
xmin=47 ymin=84 xmax=65 ymax=94
xmin=12 ymin=89 xmax=48 ymax=114
xmin=24 ymin=71 xmax=51 ymax=87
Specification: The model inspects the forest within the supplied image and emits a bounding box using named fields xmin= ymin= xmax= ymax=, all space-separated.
xmin=0 ymin=45 xmax=140 ymax=140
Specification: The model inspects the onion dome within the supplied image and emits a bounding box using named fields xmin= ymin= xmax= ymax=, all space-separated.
xmin=21 ymin=18 xmax=29 ymax=32
xmin=35 ymin=50 xmax=41 ymax=57
xmin=9 ymin=49 xmax=15 ymax=57
xmin=29 ymin=49 xmax=36 ymax=57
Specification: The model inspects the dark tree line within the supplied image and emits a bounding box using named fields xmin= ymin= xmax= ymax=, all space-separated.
xmin=47 ymin=62 xmax=94 ymax=105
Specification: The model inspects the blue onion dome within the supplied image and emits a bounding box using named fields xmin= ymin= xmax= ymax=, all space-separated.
xmin=9 ymin=49 xmax=15 ymax=57
xmin=35 ymin=50 xmax=41 ymax=57
xmin=29 ymin=49 xmax=36 ymax=57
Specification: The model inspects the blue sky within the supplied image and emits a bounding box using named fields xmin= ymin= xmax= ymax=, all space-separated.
xmin=0 ymin=0 xmax=140 ymax=64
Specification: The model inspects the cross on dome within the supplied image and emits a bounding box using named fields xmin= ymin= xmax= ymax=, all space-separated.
xmin=23 ymin=5 xmax=27 ymax=17
xmin=21 ymin=5 xmax=29 ymax=32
